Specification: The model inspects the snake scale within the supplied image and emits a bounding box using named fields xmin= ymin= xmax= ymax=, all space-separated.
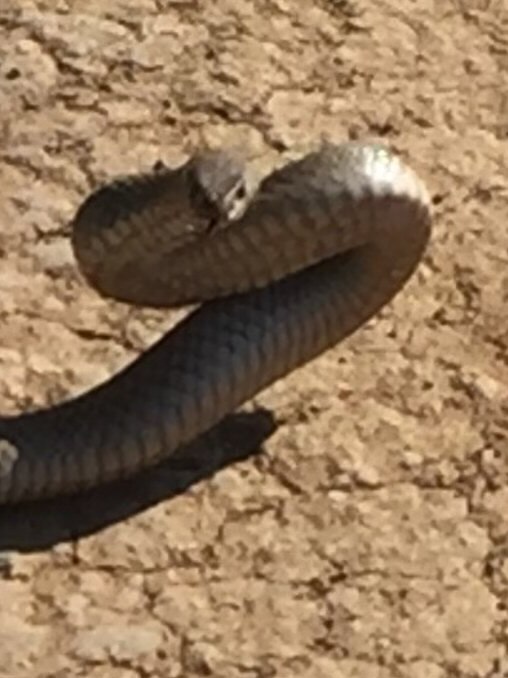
xmin=0 ymin=141 xmax=431 ymax=504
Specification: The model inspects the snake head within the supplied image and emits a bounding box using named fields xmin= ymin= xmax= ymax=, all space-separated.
xmin=186 ymin=149 xmax=253 ymax=225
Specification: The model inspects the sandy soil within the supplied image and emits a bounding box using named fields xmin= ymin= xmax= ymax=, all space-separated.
xmin=0 ymin=1 xmax=507 ymax=676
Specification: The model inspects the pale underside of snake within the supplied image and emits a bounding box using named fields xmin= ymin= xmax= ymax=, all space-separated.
xmin=0 ymin=141 xmax=432 ymax=504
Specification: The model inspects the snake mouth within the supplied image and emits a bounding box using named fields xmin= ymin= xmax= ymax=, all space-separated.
xmin=204 ymin=182 xmax=250 ymax=233
xmin=185 ymin=149 xmax=252 ymax=227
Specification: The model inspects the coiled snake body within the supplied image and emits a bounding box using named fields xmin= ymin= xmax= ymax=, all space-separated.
xmin=0 ymin=141 xmax=431 ymax=504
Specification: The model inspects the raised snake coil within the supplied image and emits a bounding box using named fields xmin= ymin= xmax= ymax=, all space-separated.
xmin=0 ymin=141 xmax=432 ymax=504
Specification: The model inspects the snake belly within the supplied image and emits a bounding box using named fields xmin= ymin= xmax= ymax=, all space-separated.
xmin=0 ymin=141 xmax=432 ymax=504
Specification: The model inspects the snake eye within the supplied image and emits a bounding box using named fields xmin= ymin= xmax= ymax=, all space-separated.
xmin=222 ymin=180 xmax=250 ymax=221
xmin=233 ymin=184 xmax=246 ymax=200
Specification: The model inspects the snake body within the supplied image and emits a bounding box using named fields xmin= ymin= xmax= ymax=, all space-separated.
xmin=0 ymin=141 xmax=431 ymax=504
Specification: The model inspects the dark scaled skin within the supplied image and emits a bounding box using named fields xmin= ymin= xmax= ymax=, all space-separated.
xmin=0 ymin=142 xmax=431 ymax=503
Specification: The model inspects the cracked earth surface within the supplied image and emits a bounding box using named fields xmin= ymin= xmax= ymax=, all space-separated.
xmin=0 ymin=1 xmax=507 ymax=677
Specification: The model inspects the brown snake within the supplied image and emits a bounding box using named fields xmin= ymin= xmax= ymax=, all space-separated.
xmin=0 ymin=141 xmax=432 ymax=504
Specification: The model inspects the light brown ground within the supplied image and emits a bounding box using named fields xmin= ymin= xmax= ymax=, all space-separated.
xmin=0 ymin=1 xmax=507 ymax=677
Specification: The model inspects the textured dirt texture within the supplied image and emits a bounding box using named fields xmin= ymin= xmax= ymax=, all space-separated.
xmin=0 ymin=1 xmax=507 ymax=677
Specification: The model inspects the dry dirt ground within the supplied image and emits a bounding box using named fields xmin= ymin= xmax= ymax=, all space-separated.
xmin=0 ymin=1 xmax=507 ymax=677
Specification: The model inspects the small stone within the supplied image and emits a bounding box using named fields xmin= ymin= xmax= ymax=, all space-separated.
xmin=32 ymin=239 xmax=74 ymax=272
xmin=72 ymin=623 xmax=166 ymax=663
xmin=402 ymin=450 xmax=423 ymax=467
xmin=354 ymin=464 xmax=381 ymax=487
